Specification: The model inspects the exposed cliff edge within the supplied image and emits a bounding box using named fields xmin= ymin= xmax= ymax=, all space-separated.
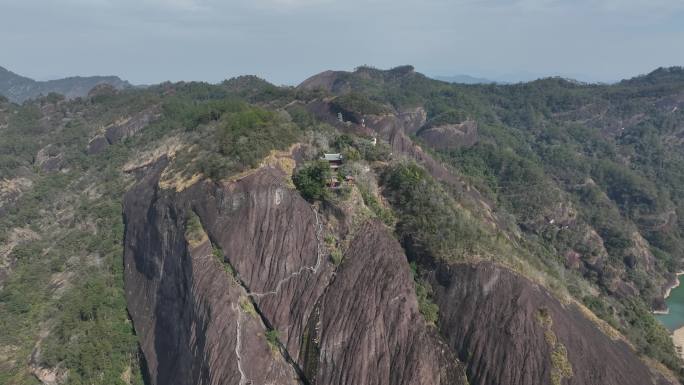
xmin=123 ymin=159 xmax=467 ymax=385
xmin=123 ymin=156 xmax=676 ymax=385
xmin=123 ymin=160 xmax=301 ymax=385
xmin=430 ymin=262 xmax=675 ymax=385
xmin=123 ymin=101 xmax=679 ymax=385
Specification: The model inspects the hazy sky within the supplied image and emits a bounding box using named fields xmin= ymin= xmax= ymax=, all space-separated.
xmin=1 ymin=0 xmax=683 ymax=85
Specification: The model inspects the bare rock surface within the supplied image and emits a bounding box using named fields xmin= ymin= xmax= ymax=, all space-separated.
xmin=315 ymin=221 xmax=465 ymax=385
xmin=123 ymin=161 xmax=301 ymax=385
xmin=124 ymin=161 xmax=468 ymax=385
xmin=297 ymin=70 xmax=352 ymax=94
xmin=123 ymin=147 xmax=673 ymax=385
xmin=86 ymin=135 xmax=110 ymax=155
xmin=35 ymin=144 xmax=65 ymax=172
xmin=87 ymin=106 xmax=160 ymax=154
xmin=418 ymin=120 xmax=478 ymax=150
xmin=430 ymin=261 xmax=672 ymax=385
xmin=192 ymin=168 xmax=334 ymax=362
xmin=104 ymin=106 xmax=161 ymax=144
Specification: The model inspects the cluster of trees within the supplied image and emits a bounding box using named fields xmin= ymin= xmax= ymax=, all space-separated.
xmin=0 ymin=88 xmax=170 ymax=384
xmin=293 ymin=161 xmax=331 ymax=202
xmin=194 ymin=104 xmax=302 ymax=180
xmin=381 ymin=162 xmax=486 ymax=262
xmin=414 ymin=71 xmax=684 ymax=377
xmin=321 ymin=65 xmax=684 ymax=376
xmin=332 ymin=134 xmax=391 ymax=163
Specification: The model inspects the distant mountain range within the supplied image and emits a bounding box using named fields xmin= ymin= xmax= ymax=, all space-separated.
xmin=0 ymin=65 xmax=131 ymax=103
xmin=431 ymin=74 xmax=500 ymax=84
xmin=432 ymin=71 xmax=623 ymax=85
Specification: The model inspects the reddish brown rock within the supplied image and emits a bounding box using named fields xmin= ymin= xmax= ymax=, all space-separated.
xmin=124 ymin=163 xmax=467 ymax=385
xmin=123 ymin=161 xmax=301 ymax=385
xmin=315 ymin=221 xmax=465 ymax=385
xmin=418 ymin=120 xmax=478 ymax=150
xmin=430 ymin=262 xmax=673 ymax=385
xmin=104 ymin=105 xmax=160 ymax=144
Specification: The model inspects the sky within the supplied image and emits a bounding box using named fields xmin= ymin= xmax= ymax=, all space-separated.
xmin=1 ymin=0 xmax=683 ymax=85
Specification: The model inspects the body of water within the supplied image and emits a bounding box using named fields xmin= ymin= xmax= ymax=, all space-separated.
xmin=656 ymin=275 xmax=684 ymax=332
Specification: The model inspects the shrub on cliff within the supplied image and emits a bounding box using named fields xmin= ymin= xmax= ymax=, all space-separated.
xmin=293 ymin=161 xmax=331 ymax=202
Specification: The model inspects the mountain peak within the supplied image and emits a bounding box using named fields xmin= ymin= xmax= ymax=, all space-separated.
xmin=0 ymin=65 xmax=130 ymax=103
xmin=621 ymin=66 xmax=684 ymax=86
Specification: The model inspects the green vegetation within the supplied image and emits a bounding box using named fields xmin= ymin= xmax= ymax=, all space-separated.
xmin=0 ymin=81 xmax=309 ymax=384
xmin=619 ymin=298 xmax=680 ymax=369
xmin=550 ymin=344 xmax=573 ymax=385
xmin=0 ymin=103 xmax=146 ymax=384
xmin=330 ymin=249 xmax=343 ymax=266
xmin=171 ymin=100 xmax=303 ymax=181
xmin=381 ymin=162 xmax=487 ymax=262
xmin=410 ymin=262 xmax=439 ymax=325
xmin=3 ymin=65 xmax=684 ymax=383
xmin=265 ymin=329 xmax=280 ymax=349
xmin=293 ymin=161 xmax=331 ymax=202
xmin=359 ymin=187 xmax=394 ymax=226
xmin=185 ymin=211 xmax=205 ymax=245
xmin=324 ymin=234 xmax=344 ymax=266
xmin=424 ymin=109 xmax=469 ymax=128
xmin=332 ymin=134 xmax=391 ymax=162
xmin=535 ymin=308 xmax=573 ymax=385
xmin=212 ymin=245 xmax=236 ymax=278
xmin=239 ymin=297 xmax=257 ymax=317
xmin=331 ymin=65 xmax=684 ymax=377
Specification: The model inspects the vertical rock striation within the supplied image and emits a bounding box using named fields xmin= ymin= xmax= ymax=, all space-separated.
xmin=430 ymin=262 xmax=674 ymax=385
xmin=124 ymin=163 xmax=467 ymax=385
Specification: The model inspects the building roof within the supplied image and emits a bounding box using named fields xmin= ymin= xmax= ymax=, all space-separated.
xmin=322 ymin=153 xmax=343 ymax=161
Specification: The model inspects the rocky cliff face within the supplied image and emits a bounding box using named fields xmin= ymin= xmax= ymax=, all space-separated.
xmin=120 ymin=66 xmax=684 ymax=385
xmin=124 ymin=160 xmax=302 ymax=385
xmin=430 ymin=262 xmax=673 ymax=385
xmin=88 ymin=105 xmax=161 ymax=155
xmin=124 ymin=160 xmax=468 ymax=385
xmin=6 ymin=65 xmax=684 ymax=385
xmin=124 ymin=156 xmax=675 ymax=385
xmin=417 ymin=120 xmax=478 ymax=150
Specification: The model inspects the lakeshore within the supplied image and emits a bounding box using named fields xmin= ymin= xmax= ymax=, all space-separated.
xmin=655 ymin=272 xmax=684 ymax=361
xmin=654 ymin=272 xmax=684 ymax=315
xmin=674 ymin=328 xmax=684 ymax=361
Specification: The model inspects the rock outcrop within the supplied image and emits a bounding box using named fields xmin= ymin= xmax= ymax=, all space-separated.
xmin=124 ymin=161 xmax=467 ymax=385
xmin=430 ymin=262 xmax=675 ymax=385
xmin=87 ymin=106 xmax=160 ymax=154
xmin=417 ymin=120 xmax=478 ymax=150
xmin=314 ymin=223 xmax=464 ymax=385
xmin=297 ymin=70 xmax=352 ymax=94
xmin=123 ymin=161 xmax=301 ymax=385
xmin=34 ymin=145 xmax=65 ymax=172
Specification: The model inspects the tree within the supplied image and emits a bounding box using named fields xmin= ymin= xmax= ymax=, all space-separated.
xmin=293 ymin=161 xmax=331 ymax=202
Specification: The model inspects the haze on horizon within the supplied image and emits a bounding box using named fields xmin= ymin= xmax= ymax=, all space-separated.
xmin=1 ymin=0 xmax=683 ymax=85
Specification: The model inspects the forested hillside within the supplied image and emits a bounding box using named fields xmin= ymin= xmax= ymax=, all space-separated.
xmin=1 ymin=66 xmax=684 ymax=385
